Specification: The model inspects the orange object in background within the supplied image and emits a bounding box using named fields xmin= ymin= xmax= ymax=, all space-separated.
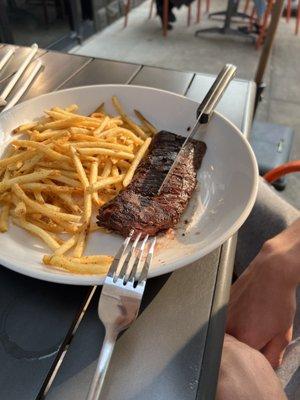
xmin=197 ymin=0 xmax=202 ymax=23
xmin=296 ymin=0 xmax=300 ymax=34
xmin=206 ymin=0 xmax=210 ymax=13
xmin=256 ymin=0 xmax=274 ymax=49
xmin=263 ymin=160 xmax=300 ymax=183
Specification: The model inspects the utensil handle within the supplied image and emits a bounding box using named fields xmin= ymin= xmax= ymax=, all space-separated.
xmin=0 ymin=43 xmax=38 ymax=102
xmin=86 ymin=332 xmax=117 ymax=400
xmin=0 ymin=48 xmax=15 ymax=72
xmin=3 ymin=60 xmax=43 ymax=112
xmin=197 ymin=64 xmax=237 ymax=123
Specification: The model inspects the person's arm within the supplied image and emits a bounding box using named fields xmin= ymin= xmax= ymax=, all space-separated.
xmin=226 ymin=218 xmax=300 ymax=368
xmin=216 ymin=335 xmax=287 ymax=400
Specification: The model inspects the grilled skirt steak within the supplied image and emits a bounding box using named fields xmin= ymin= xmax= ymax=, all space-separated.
xmin=97 ymin=131 xmax=206 ymax=237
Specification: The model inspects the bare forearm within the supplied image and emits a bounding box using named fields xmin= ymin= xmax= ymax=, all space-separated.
xmin=265 ymin=218 xmax=300 ymax=287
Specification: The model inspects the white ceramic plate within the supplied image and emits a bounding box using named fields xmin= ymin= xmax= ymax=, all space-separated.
xmin=0 ymin=85 xmax=258 ymax=285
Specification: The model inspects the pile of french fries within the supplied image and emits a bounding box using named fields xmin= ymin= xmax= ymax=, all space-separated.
xmin=0 ymin=96 xmax=156 ymax=274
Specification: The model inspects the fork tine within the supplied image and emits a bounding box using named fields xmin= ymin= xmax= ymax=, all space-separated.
xmin=107 ymin=230 xmax=134 ymax=278
xmin=127 ymin=235 xmax=149 ymax=283
xmin=137 ymin=237 xmax=156 ymax=284
xmin=118 ymin=232 xmax=141 ymax=281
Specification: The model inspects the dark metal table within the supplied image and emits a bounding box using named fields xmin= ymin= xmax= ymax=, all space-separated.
xmin=0 ymin=44 xmax=256 ymax=400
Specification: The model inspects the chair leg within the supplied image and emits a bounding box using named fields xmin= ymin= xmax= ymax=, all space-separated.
xmin=124 ymin=0 xmax=131 ymax=28
xmin=163 ymin=0 xmax=169 ymax=36
xmin=187 ymin=4 xmax=192 ymax=26
xmin=206 ymin=0 xmax=210 ymax=13
xmin=149 ymin=0 xmax=154 ymax=19
xmin=244 ymin=0 xmax=250 ymax=13
xmin=286 ymin=0 xmax=291 ymax=23
xmin=248 ymin=6 xmax=256 ymax=31
xmin=296 ymin=0 xmax=300 ymax=34
xmin=256 ymin=0 xmax=273 ymax=49
xmin=196 ymin=0 xmax=201 ymax=23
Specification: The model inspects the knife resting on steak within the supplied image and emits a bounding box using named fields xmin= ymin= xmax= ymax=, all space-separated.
xmin=97 ymin=131 xmax=206 ymax=237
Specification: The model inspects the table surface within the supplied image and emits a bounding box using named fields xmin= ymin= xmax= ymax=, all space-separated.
xmin=0 ymin=43 xmax=256 ymax=400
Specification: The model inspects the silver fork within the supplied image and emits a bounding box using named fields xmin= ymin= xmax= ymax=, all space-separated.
xmin=86 ymin=231 xmax=156 ymax=400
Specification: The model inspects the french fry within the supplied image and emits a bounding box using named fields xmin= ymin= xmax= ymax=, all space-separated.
xmin=67 ymin=255 xmax=112 ymax=263
xmin=37 ymin=161 xmax=74 ymax=171
xmin=134 ymin=109 xmax=157 ymax=135
xmin=27 ymin=215 xmax=64 ymax=234
xmin=0 ymin=150 xmax=36 ymax=168
xmin=70 ymin=133 xmax=99 ymax=142
xmin=54 ymin=234 xmax=78 ymax=256
xmin=112 ymin=96 xmax=147 ymax=140
xmin=12 ymin=184 xmax=81 ymax=222
xmin=21 ymin=182 xmax=81 ymax=193
xmin=49 ymin=215 xmax=79 ymax=234
xmin=92 ymin=102 xmax=105 ymax=114
xmin=64 ymin=104 xmax=78 ymax=113
xmin=72 ymin=141 xmax=132 ymax=152
xmin=15 ymin=201 xmax=26 ymax=217
xmin=0 ymin=204 xmax=10 ymax=232
xmin=97 ymin=127 xmax=144 ymax=145
xmin=56 ymin=193 xmax=82 ymax=213
xmin=41 ymin=117 xmax=83 ymax=131
xmin=69 ymin=127 xmax=92 ymax=135
xmin=48 ymin=109 xmax=103 ymax=124
xmin=12 ymin=140 xmax=70 ymax=162
xmin=0 ymin=100 xmax=154 ymax=275
xmin=18 ymin=153 xmax=44 ymax=173
xmin=43 ymin=254 xmax=111 ymax=274
xmin=117 ymin=159 xmax=131 ymax=170
xmin=0 ymin=169 xmax=60 ymax=193
xmin=73 ymin=224 xmax=88 ymax=257
xmin=31 ymin=129 xmax=69 ymax=142
xmin=12 ymin=217 xmax=60 ymax=251
xmin=123 ymin=137 xmax=151 ymax=187
xmin=33 ymin=190 xmax=45 ymax=203
xmin=94 ymin=116 xmax=110 ymax=135
xmin=90 ymin=160 xmax=100 ymax=205
xmin=89 ymin=175 xmax=124 ymax=193
xmin=78 ymin=148 xmax=134 ymax=160
xmin=51 ymin=175 xmax=81 ymax=188
xmin=70 ymin=146 xmax=89 ymax=189
xmin=13 ymin=121 xmax=38 ymax=133
xmin=101 ymin=159 xmax=112 ymax=178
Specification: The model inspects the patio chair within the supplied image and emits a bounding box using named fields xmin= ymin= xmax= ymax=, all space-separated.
xmin=263 ymin=160 xmax=300 ymax=183
xmin=296 ymin=0 xmax=300 ymax=34
xmin=124 ymin=0 xmax=211 ymax=36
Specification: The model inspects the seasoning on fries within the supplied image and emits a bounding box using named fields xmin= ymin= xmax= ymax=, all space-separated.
xmin=0 ymin=97 xmax=155 ymax=275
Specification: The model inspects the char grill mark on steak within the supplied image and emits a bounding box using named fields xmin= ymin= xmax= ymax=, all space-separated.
xmin=97 ymin=131 xmax=206 ymax=237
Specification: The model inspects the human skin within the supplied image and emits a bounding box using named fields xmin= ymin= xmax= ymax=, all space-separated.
xmin=216 ymin=335 xmax=287 ymax=400
xmin=226 ymin=218 xmax=300 ymax=368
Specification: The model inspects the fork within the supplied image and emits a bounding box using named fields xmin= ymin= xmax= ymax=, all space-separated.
xmin=86 ymin=231 xmax=156 ymax=400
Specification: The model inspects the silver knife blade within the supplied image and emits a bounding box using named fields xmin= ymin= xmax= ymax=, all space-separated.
xmin=157 ymin=64 xmax=237 ymax=196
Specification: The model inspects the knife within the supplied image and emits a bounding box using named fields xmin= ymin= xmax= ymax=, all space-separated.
xmin=157 ymin=64 xmax=237 ymax=195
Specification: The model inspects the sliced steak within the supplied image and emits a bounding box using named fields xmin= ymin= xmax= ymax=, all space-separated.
xmin=97 ymin=131 xmax=206 ymax=237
